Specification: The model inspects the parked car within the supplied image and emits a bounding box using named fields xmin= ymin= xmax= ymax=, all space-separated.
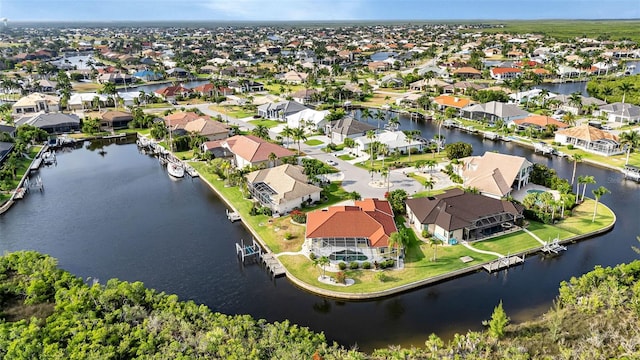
xmin=326 ymin=159 xmax=338 ymax=166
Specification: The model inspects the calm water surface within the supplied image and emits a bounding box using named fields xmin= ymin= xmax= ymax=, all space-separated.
xmin=1 ymin=123 xmax=639 ymax=352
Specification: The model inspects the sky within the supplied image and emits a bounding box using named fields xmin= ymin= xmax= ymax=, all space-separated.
xmin=1 ymin=0 xmax=639 ymax=22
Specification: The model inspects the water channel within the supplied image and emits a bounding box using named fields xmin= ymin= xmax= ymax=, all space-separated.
xmin=2 ymin=119 xmax=639 ymax=352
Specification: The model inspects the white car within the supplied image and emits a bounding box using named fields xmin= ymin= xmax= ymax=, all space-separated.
xmin=326 ymin=159 xmax=338 ymax=166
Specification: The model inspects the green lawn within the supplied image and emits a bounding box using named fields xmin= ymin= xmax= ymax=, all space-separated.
xmin=0 ymin=146 xmax=42 ymax=205
xmin=337 ymin=154 xmax=354 ymax=161
xmin=304 ymin=139 xmax=324 ymax=146
xmin=357 ymin=152 xmax=449 ymax=171
xmin=248 ymin=119 xmax=282 ymax=128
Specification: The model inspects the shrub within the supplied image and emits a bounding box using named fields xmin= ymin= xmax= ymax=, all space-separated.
xmin=376 ymin=272 xmax=388 ymax=282
xmin=338 ymin=262 xmax=347 ymax=270
xmin=259 ymin=207 xmax=272 ymax=216
xmin=421 ymin=229 xmax=430 ymax=238
xmin=309 ymin=252 xmax=316 ymax=261
xmin=567 ymin=144 xmax=574 ymax=150
xmin=335 ymin=271 xmax=346 ymax=284
xmin=349 ymin=261 xmax=359 ymax=270
xmin=362 ymin=261 xmax=371 ymax=269
xmin=284 ymin=232 xmax=294 ymax=240
xmin=379 ymin=259 xmax=395 ymax=269
xmin=290 ymin=209 xmax=307 ymax=224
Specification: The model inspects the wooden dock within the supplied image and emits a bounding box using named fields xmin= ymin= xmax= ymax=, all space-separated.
xmin=261 ymin=253 xmax=286 ymax=277
xmin=483 ymin=256 xmax=524 ymax=273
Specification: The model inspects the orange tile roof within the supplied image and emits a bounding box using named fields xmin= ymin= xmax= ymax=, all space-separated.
xmin=532 ymin=68 xmax=551 ymax=75
xmin=164 ymin=112 xmax=201 ymax=128
xmin=491 ymin=67 xmax=522 ymax=75
xmin=513 ymin=115 xmax=569 ymax=128
xmin=305 ymin=199 xmax=396 ymax=248
xmin=224 ymin=135 xmax=295 ymax=163
xmin=433 ymin=95 xmax=471 ymax=109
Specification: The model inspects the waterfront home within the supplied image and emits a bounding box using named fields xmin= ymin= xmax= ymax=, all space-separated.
xmin=166 ymin=67 xmax=190 ymax=78
xmin=0 ymin=124 xmax=16 ymax=138
xmin=257 ymin=101 xmax=309 ymax=121
xmin=67 ymin=93 xmax=109 ymax=110
xmin=554 ymin=124 xmax=623 ymax=156
xmin=133 ymin=70 xmax=163 ymax=82
xmin=100 ymin=111 xmax=133 ymax=130
xmin=451 ymin=67 xmax=482 ymax=79
xmin=353 ymin=130 xmax=423 ymax=156
xmin=489 ymin=67 xmax=522 ymax=80
xmin=182 ymin=118 xmax=230 ymax=141
xmin=550 ymin=94 xmax=606 ymax=115
xmin=305 ymin=198 xmax=398 ymax=264
xmin=406 ymin=188 xmax=524 ymax=244
xmin=460 ymin=101 xmax=529 ymax=125
xmin=37 ymin=79 xmax=57 ymax=93
xmin=512 ymin=115 xmax=569 ymax=131
xmin=97 ymin=73 xmax=133 ymax=84
xmin=291 ymin=89 xmax=319 ymax=104
xmin=278 ymin=70 xmax=308 ymax=84
xmin=245 ymin=164 xmax=322 ymax=215
xmin=222 ymin=135 xmax=295 ymax=169
xmin=200 ymin=140 xmax=233 ymax=159
xmin=15 ymin=113 xmax=80 ymax=134
xmin=228 ymin=80 xmax=264 ymax=93
xmin=164 ymin=112 xmax=201 ymax=129
xmin=409 ymin=78 xmax=449 ymax=92
xmin=155 ymin=85 xmax=193 ymax=102
xmin=326 ymin=116 xmax=377 ymax=143
xmin=432 ymin=95 xmax=472 ymax=113
xmin=442 ymin=81 xmax=485 ymax=95
xmin=12 ymin=93 xmax=60 ymax=115
xmin=285 ymin=108 xmax=329 ymax=130
xmin=457 ymin=151 xmax=533 ymax=199
xmin=596 ymin=102 xmax=640 ymax=124
xmin=191 ymin=83 xmax=233 ymax=97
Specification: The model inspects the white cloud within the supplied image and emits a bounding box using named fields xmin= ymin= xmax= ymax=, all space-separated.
xmin=203 ymin=0 xmax=366 ymax=21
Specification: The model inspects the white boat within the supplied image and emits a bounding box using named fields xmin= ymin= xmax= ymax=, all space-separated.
xmin=167 ymin=162 xmax=184 ymax=178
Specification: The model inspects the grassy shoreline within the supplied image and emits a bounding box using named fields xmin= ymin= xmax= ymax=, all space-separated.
xmin=189 ymin=159 xmax=616 ymax=299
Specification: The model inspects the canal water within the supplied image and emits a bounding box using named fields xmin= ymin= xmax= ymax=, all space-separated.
xmin=1 ymin=123 xmax=639 ymax=353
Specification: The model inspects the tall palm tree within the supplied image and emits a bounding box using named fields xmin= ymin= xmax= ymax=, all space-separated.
xmin=568 ymin=91 xmax=583 ymax=115
xmin=579 ymin=175 xmax=596 ymax=203
xmin=360 ymin=108 xmax=372 ymax=123
xmin=281 ymin=126 xmax=294 ymax=147
xmin=539 ymin=88 xmax=550 ymax=109
xmin=570 ymin=153 xmax=583 ymax=190
xmin=423 ymin=177 xmax=435 ymax=197
xmin=618 ymin=82 xmax=634 ymax=104
xmin=366 ymin=130 xmax=377 ymax=167
xmin=591 ymin=186 xmax=610 ymax=222
xmin=620 ymin=130 xmax=640 ymax=165
xmin=426 ymin=159 xmax=437 ymax=174
xmin=313 ymin=256 xmax=330 ymax=279
xmin=251 ymin=125 xmax=270 ymax=140
xmin=430 ymin=237 xmax=443 ymax=262
xmin=387 ymin=116 xmax=400 ymax=131
xmin=268 ymin=152 xmax=277 ymax=168
xmin=405 ymin=132 xmax=416 ymax=163
xmin=375 ymin=110 xmax=385 ymax=129
xmin=291 ymin=127 xmax=307 ymax=155
xmin=388 ymin=231 xmax=404 ymax=268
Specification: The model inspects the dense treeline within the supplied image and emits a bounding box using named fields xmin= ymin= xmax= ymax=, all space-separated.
xmin=1 ymin=251 xmax=639 ymax=359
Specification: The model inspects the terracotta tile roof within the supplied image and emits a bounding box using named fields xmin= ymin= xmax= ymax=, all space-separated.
xmin=532 ymin=68 xmax=551 ymax=75
xmin=555 ymin=124 xmax=619 ymax=142
xmin=491 ymin=67 xmax=522 ymax=75
xmin=183 ymin=118 xmax=229 ymax=137
xmin=513 ymin=115 xmax=569 ymax=129
xmin=224 ymin=135 xmax=295 ymax=163
xmin=305 ymin=199 xmax=396 ymax=248
xmin=164 ymin=112 xmax=201 ymax=128
xmin=155 ymin=85 xmax=192 ymax=97
xmin=433 ymin=95 xmax=471 ymax=109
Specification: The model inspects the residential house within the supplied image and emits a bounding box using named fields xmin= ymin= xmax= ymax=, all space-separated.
xmin=451 ymin=67 xmax=482 ymax=79
xmin=257 ymin=100 xmax=309 ymax=121
xmin=409 ymin=78 xmax=449 ymax=92
xmin=228 ymin=80 xmax=264 ymax=93
xmin=97 ymin=73 xmax=133 ymax=84
xmin=460 ymin=101 xmax=529 ymax=125
xmin=191 ymin=83 xmax=233 ymax=98
xmin=443 ymin=81 xmax=485 ymax=95
xmin=155 ymin=85 xmax=193 ymax=102
xmin=133 ymin=70 xmax=163 ymax=81
xmin=67 ymin=93 xmax=109 ymax=111
xmin=291 ymin=89 xmax=319 ymax=104
xmin=433 ymin=95 xmax=472 ymax=113
xmin=12 ymin=93 xmax=60 ymax=115
xmin=100 ymin=111 xmax=133 ymax=130
xmin=200 ymin=139 xmax=234 ymax=159
xmin=550 ymin=94 xmax=606 ymax=115
xmin=0 ymin=142 xmax=14 ymax=165
xmin=596 ymin=102 xmax=640 ymax=123
xmin=222 ymin=135 xmax=296 ymax=169
xmin=166 ymin=67 xmax=190 ymax=78
xmin=395 ymin=93 xmax=423 ymax=107
xmin=305 ymin=198 xmax=398 ymax=264
xmin=38 ymin=79 xmax=57 ymax=93
xmin=183 ymin=118 xmax=230 ymax=141
xmin=490 ymin=67 xmax=522 ymax=80
xmin=512 ymin=115 xmax=569 ymax=131
xmin=285 ymin=108 xmax=329 ymax=130
xmin=15 ymin=113 xmax=80 ymax=134
xmin=0 ymin=124 xmax=16 ymax=138
xmin=405 ymin=188 xmax=524 ymax=244
xmin=367 ymin=61 xmax=390 ymax=73
xmin=246 ymin=164 xmax=322 ymax=215
xmin=326 ymin=116 xmax=377 ymax=143
xmin=554 ymin=124 xmax=623 ymax=156
xmin=353 ymin=130 xmax=423 ymax=156
xmin=457 ymin=152 xmax=533 ymax=199
xmin=279 ymin=71 xmax=308 ymax=84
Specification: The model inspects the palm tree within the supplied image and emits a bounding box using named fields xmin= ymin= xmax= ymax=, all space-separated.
xmin=570 ymin=153 xmax=583 ymax=190
xmin=99 ymin=81 xmax=117 ymax=108
xmin=291 ymin=127 xmax=307 ymax=155
xmin=366 ymin=130 xmax=377 ymax=167
xmin=618 ymin=82 xmax=634 ymax=104
xmin=388 ymin=231 xmax=404 ymax=268
xmin=591 ymin=186 xmax=610 ymax=222
xmin=620 ymin=130 xmax=640 ymax=165
xmin=268 ymin=152 xmax=277 ymax=168
xmin=426 ymin=159 xmax=437 ymax=174
xmin=360 ymin=108 xmax=372 ymax=123
xmin=539 ymin=88 xmax=550 ymax=109
xmin=313 ymin=256 xmax=330 ymax=279
xmin=579 ymin=175 xmax=596 ymax=203
xmin=568 ymin=92 xmax=582 ymax=114
xmin=281 ymin=126 xmax=294 ymax=147
xmin=600 ymin=86 xmax=613 ymax=103
xmin=430 ymin=237 xmax=443 ymax=262
xmin=375 ymin=110 xmax=385 ymax=129
xmin=405 ymin=132 xmax=416 ymax=163
xmin=381 ymin=167 xmax=390 ymax=193
xmin=251 ymin=124 xmax=270 ymax=140
xmin=423 ymin=177 xmax=435 ymax=197
xmin=387 ymin=116 xmax=400 ymax=131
